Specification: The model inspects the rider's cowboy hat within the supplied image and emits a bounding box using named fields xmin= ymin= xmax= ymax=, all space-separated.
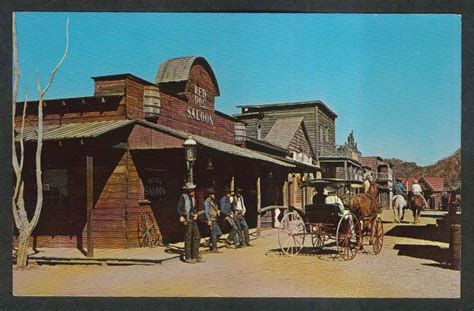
xmin=396 ymin=177 xmax=402 ymax=181
xmin=235 ymin=187 xmax=243 ymax=194
xmin=224 ymin=186 xmax=233 ymax=194
xmin=182 ymin=182 xmax=196 ymax=190
xmin=206 ymin=187 xmax=217 ymax=195
xmin=323 ymin=186 xmax=337 ymax=196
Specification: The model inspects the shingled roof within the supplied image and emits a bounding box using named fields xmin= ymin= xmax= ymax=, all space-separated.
xmin=421 ymin=176 xmax=445 ymax=192
xmin=156 ymin=56 xmax=220 ymax=95
xmin=264 ymin=116 xmax=305 ymax=149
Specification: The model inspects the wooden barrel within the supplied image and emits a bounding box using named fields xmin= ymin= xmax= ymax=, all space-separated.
xmin=450 ymin=224 xmax=461 ymax=270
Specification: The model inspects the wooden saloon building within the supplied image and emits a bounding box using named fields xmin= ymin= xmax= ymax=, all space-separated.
xmin=15 ymin=56 xmax=318 ymax=252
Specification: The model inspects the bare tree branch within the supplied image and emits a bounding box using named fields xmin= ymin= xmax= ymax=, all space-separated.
xmin=12 ymin=12 xmax=20 ymax=176
xmin=39 ymin=18 xmax=69 ymax=96
xmin=29 ymin=17 xmax=70 ymax=233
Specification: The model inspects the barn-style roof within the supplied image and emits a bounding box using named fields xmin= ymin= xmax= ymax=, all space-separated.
xmin=421 ymin=176 xmax=445 ymax=192
xmin=156 ymin=56 xmax=220 ymax=95
xmin=264 ymin=116 xmax=305 ymax=149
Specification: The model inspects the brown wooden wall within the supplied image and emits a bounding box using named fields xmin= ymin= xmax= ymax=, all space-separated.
xmin=289 ymin=124 xmax=314 ymax=159
xmin=240 ymin=105 xmax=335 ymax=157
xmin=316 ymin=107 xmax=336 ymax=156
xmin=158 ymin=63 xmax=235 ymax=144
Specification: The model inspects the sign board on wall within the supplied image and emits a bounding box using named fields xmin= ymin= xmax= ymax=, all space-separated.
xmin=186 ymin=84 xmax=214 ymax=125
xmin=143 ymin=170 xmax=168 ymax=200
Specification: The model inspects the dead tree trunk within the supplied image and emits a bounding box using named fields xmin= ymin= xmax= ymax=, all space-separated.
xmin=12 ymin=13 xmax=69 ymax=269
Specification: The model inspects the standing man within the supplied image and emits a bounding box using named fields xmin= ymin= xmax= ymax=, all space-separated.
xmin=177 ymin=182 xmax=202 ymax=263
xmin=233 ymin=187 xmax=252 ymax=247
xmin=204 ymin=187 xmax=223 ymax=253
xmin=220 ymin=187 xmax=243 ymax=248
xmin=411 ymin=179 xmax=429 ymax=209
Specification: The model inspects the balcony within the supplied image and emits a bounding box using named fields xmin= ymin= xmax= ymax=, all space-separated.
xmin=376 ymin=172 xmax=392 ymax=181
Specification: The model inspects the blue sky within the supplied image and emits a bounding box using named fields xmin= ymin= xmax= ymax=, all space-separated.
xmin=15 ymin=13 xmax=461 ymax=166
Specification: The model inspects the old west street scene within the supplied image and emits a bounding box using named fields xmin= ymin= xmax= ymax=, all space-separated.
xmin=12 ymin=13 xmax=461 ymax=299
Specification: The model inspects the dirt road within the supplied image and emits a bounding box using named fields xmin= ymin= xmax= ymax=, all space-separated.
xmin=13 ymin=210 xmax=459 ymax=297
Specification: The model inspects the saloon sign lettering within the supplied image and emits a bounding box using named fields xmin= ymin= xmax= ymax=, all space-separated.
xmin=144 ymin=177 xmax=166 ymax=198
xmin=186 ymin=84 xmax=214 ymax=125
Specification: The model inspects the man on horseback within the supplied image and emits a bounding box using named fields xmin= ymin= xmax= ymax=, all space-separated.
xmin=411 ymin=179 xmax=428 ymax=209
xmin=393 ymin=178 xmax=407 ymax=201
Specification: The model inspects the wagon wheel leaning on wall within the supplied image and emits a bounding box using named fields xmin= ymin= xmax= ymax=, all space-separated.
xmin=138 ymin=212 xmax=162 ymax=247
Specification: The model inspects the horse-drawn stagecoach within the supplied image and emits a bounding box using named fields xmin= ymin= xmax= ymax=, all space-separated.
xmin=278 ymin=178 xmax=384 ymax=260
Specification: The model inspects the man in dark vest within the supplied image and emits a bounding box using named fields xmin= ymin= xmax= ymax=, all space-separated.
xmin=204 ymin=187 xmax=223 ymax=253
xmin=177 ymin=182 xmax=202 ymax=263
xmin=220 ymin=187 xmax=243 ymax=248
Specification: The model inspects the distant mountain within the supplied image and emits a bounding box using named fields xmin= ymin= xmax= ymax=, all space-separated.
xmin=385 ymin=148 xmax=461 ymax=188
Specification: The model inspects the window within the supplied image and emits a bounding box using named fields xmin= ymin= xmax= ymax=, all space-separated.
xmin=319 ymin=125 xmax=324 ymax=143
xmin=43 ymin=169 xmax=68 ymax=209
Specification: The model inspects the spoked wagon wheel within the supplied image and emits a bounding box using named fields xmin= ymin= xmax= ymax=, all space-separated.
xmin=336 ymin=212 xmax=362 ymax=261
xmin=138 ymin=212 xmax=161 ymax=247
xmin=372 ymin=217 xmax=384 ymax=254
xmin=278 ymin=211 xmax=306 ymax=256
xmin=311 ymin=224 xmax=326 ymax=250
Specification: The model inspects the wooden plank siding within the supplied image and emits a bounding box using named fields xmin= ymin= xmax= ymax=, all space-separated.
xmin=239 ymin=105 xmax=336 ymax=158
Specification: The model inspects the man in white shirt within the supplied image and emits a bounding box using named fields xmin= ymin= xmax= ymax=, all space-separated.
xmin=324 ymin=186 xmax=356 ymax=242
xmin=324 ymin=186 xmax=346 ymax=217
xmin=411 ymin=180 xmax=429 ymax=208
xmin=233 ymin=187 xmax=252 ymax=246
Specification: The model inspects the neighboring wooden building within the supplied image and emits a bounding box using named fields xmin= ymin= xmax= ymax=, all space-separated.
xmin=14 ymin=56 xmax=299 ymax=251
xmin=420 ymin=176 xmax=445 ymax=210
xmin=235 ymin=101 xmax=338 ymax=157
xmin=319 ymin=131 xmax=364 ymax=182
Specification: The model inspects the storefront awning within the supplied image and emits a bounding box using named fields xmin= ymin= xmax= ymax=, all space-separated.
xmin=17 ymin=120 xmax=134 ymax=142
xmin=17 ymin=119 xmax=295 ymax=168
xmin=135 ymin=120 xmax=294 ymax=168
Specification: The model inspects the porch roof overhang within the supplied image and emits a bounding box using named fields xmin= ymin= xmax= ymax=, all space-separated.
xmin=16 ymin=119 xmax=135 ymax=142
xmin=318 ymin=156 xmax=361 ymax=167
xmin=135 ymin=120 xmax=294 ymax=168
xmin=17 ymin=118 xmax=295 ymax=169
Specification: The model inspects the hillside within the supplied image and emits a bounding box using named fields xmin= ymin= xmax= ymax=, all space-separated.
xmin=385 ymin=148 xmax=461 ymax=188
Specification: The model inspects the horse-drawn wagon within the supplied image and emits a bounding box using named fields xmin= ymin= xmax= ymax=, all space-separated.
xmin=278 ymin=178 xmax=384 ymax=260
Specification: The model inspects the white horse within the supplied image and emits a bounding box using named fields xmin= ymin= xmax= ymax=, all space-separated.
xmin=392 ymin=195 xmax=407 ymax=223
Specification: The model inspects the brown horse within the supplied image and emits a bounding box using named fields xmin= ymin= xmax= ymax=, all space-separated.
xmin=410 ymin=195 xmax=427 ymax=224
xmin=350 ymin=181 xmax=379 ymax=239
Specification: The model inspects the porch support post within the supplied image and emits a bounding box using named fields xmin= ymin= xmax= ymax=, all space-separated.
xmin=86 ymin=155 xmax=94 ymax=257
xmin=344 ymin=161 xmax=348 ymax=180
xmin=256 ymin=175 xmax=261 ymax=237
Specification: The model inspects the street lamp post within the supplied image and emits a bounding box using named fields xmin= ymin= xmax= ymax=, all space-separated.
xmin=183 ymin=136 xmax=197 ymax=184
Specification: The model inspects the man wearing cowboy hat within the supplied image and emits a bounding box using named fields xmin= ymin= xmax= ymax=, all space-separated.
xmin=204 ymin=187 xmax=223 ymax=253
xmin=233 ymin=187 xmax=252 ymax=247
xmin=177 ymin=182 xmax=202 ymax=263
xmin=220 ymin=186 xmax=243 ymax=248
xmin=411 ymin=179 xmax=429 ymax=209
xmin=393 ymin=177 xmax=407 ymax=201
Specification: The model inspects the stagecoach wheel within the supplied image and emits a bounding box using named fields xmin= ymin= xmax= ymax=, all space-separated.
xmin=372 ymin=217 xmax=384 ymax=255
xmin=138 ymin=212 xmax=161 ymax=248
xmin=336 ymin=213 xmax=362 ymax=261
xmin=311 ymin=225 xmax=325 ymax=250
xmin=278 ymin=211 xmax=306 ymax=256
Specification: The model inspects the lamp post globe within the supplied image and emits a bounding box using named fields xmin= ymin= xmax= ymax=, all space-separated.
xmin=183 ymin=136 xmax=197 ymax=184
xmin=183 ymin=136 xmax=197 ymax=162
